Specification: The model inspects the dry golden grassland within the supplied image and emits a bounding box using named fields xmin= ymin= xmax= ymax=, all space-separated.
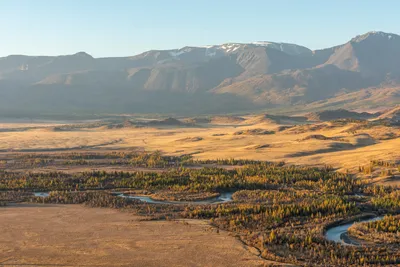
xmin=0 ymin=204 xmax=270 ymax=267
xmin=0 ymin=116 xmax=399 ymax=178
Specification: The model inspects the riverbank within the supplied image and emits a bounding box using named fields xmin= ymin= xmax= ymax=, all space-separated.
xmin=325 ymin=213 xmax=382 ymax=246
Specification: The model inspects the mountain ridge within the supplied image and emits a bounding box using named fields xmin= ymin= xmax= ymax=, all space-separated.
xmin=1 ymin=31 xmax=400 ymax=116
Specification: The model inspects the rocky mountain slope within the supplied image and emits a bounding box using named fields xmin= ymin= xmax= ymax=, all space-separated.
xmin=378 ymin=106 xmax=400 ymax=123
xmin=1 ymin=31 xmax=400 ymax=116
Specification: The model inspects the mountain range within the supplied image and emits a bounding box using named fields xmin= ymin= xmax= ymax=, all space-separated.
xmin=1 ymin=31 xmax=400 ymax=116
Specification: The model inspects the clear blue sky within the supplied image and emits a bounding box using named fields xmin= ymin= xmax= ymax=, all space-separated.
xmin=0 ymin=0 xmax=398 ymax=57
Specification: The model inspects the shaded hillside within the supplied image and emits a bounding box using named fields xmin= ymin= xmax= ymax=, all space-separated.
xmin=212 ymin=65 xmax=374 ymax=105
xmin=378 ymin=106 xmax=400 ymax=124
xmin=306 ymin=109 xmax=378 ymax=121
xmin=246 ymin=114 xmax=307 ymax=124
xmin=323 ymin=32 xmax=400 ymax=77
xmin=379 ymin=106 xmax=400 ymax=119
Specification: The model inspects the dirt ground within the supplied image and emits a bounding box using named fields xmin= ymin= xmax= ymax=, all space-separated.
xmin=0 ymin=204 xmax=270 ymax=267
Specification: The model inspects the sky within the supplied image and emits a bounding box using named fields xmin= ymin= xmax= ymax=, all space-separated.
xmin=0 ymin=0 xmax=399 ymax=57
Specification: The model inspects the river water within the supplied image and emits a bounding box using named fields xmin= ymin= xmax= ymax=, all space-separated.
xmin=115 ymin=191 xmax=233 ymax=205
xmin=33 ymin=192 xmax=50 ymax=197
xmin=34 ymin=191 xmax=233 ymax=205
xmin=325 ymin=216 xmax=383 ymax=246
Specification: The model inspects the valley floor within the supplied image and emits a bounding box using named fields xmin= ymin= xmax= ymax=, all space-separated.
xmin=0 ymin=116 xmax=399 ymax=185
xmin=0 ymin=204 xmax=272 ymax=267
xmin=1 ymin=115 xmax=399 ymax=266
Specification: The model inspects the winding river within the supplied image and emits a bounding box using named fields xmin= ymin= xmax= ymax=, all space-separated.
xmin=325 ymin=216 xmax=383 ymax=246
xmin=33 ymin=191 xmax=386 ymax=245
xmin=34 ymin=191 xmax=233 ymax=205
xmin=115 ymin=192 xmax=233 ymax=205
xmin=34 ymin=192 xmax=50 ymax=197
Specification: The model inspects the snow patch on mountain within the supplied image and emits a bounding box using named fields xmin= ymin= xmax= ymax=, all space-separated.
xmin=251 ymin=42 xmax=309 ymax=55
xmin=352 ymin=31 xmax=400 ymax=42
xmin=166 ymin=41 xmax=311 ymax=59
xmin=220 ymin=44 xmax=242 ymax=53
xmin=169 ymin=50 xmax=186 ymax=57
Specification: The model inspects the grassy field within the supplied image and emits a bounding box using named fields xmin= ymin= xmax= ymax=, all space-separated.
xmin=0 ymin=115 xmax=398 ymax=184
xmin=0 ymin=204 xmax=274 ymax=267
